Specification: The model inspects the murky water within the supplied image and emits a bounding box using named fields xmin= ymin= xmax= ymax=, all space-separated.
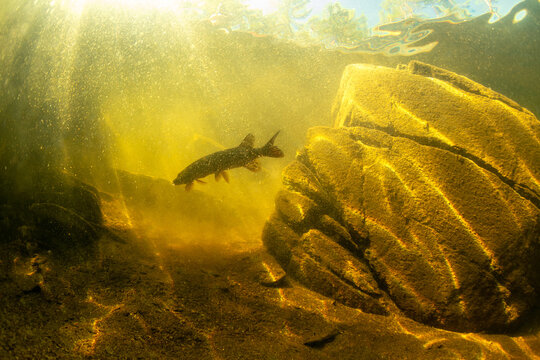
xmin=1 ymin=0 xmax=539 ymax=358
xmin=2 ymin=0 xmax=537 ymax=240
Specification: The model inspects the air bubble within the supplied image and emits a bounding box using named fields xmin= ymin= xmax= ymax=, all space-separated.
xmin=513 ymin=9 xmax=527 ymax=24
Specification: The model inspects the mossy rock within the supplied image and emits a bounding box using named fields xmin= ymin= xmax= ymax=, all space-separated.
xmin=263 ymin=62 xmax=540 ymax=333
xmin=1 ymin=170 xmax=104 ymax=256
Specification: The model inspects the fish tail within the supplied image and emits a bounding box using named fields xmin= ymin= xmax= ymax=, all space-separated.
xmin=260 ymin=131 xmax=284 ymax=158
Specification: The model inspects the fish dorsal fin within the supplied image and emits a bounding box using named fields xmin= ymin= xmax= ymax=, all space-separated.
xmin=244 ymin=159 xmax=261 ymax=172
xmin=239 ymin=134 xmax=255 ymax=148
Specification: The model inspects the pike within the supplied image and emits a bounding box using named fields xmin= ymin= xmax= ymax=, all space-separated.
xmin=173 ymin=131 xmax=284 ymax=191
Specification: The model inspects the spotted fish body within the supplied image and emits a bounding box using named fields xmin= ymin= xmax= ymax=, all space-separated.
xmin=173 ymin=131 xmax=284 ymax=191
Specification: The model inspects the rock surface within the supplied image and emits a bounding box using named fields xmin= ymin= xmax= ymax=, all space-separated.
xmin=0 ymin=171 xmax=105 ymax=256
xmin=263 ymin=62 xmax=540 ymax=332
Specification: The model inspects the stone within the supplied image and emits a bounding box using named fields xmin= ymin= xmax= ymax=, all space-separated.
xmin=263 ymin=62 xmax=540 ymax=332
xmin=30 ymin=202 xmax=100 ymax=245
xmin=332 ymin=62 xmax=540 ymax=207
xmin=0 ymin=170 xmax=106 ymax=260
xmin=257 ymin=252 xmax=288 ymax=288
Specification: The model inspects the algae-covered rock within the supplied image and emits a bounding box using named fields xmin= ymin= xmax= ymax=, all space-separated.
xmin=263 ymin=62 xmax=540 ymax=333
xmin=333 ymin=61 xmax=540 ymax=206
xmin=0 ymin=170 xmax=105 ymax=257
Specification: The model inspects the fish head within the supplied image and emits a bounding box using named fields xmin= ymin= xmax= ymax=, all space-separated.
xmin=173 ymin=171 xmax=190 ymax=185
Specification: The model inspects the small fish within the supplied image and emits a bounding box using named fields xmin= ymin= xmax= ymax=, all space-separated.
xmin=173 ymin=131 xmax=284 ymax=191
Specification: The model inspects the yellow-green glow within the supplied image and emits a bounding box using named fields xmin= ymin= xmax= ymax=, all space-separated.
xmin=243 ymin=0 xmax=279 ymax=15
xmin=66 ymin=0 xmax=196 ymax=16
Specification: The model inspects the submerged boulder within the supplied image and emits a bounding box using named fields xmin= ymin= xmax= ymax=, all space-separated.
xmin=263 ymin=61 xmax=540 ymax=333
xmin=0 ymin=170 xmax=105 ymax=256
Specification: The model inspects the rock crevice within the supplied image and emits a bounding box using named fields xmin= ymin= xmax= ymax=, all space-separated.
xmin=263 ymin=62 xmax=540 ymax=333
xmin=347 ymin=121 xmax=540 ymax=209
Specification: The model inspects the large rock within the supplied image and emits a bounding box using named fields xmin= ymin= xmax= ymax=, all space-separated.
xmin=0 ymin=170 xmax=105 ymax=256
xmin=263 ymin=62 xmax=540 ymax=333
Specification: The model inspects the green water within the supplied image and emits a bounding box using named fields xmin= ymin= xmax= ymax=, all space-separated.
xmin=0 ymin=0 xmax=538 ymax=251
xmin=1 ymin=0 xmax=539 ymax=358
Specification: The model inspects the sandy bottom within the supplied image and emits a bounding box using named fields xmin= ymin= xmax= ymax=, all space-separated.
xmin=1 ymin=197 xmax=540 ymax=359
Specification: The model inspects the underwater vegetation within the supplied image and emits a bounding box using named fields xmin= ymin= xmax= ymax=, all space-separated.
xmin=0 ymin=0 xmax=539 ymax=358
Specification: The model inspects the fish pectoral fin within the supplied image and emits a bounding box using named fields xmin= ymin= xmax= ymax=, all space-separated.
xmin=244 ymin=159 xmax=261 ymax=172
xmin=239 ymin=134 xmax=255 ymax=148
xmin=196 ymin=179 xmax=206 ymax=184
xmin=185 ymin=182 xmax=194 ymax=191
xmin=215 ymin=171 xmax=230 ymax=183
xmin=221 ymin=171 xmax=230 ymax=183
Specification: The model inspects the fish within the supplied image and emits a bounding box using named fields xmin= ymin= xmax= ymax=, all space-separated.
xmin=173 ymin=131 xmax=284 ymax=191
